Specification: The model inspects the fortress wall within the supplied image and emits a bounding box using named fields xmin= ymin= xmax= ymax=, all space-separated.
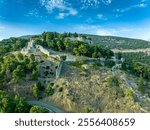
xmin=38 ymin=45 xmax=50 ymax=56
xmin=56 ymin=61 xmax=64 ymax=79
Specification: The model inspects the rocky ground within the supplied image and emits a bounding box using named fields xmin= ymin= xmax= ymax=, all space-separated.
xmin=41 ymin=64 xmax=149 ymax=113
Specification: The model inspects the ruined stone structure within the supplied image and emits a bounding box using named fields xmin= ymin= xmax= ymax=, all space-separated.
xmin=21 ymin=39 xmax=51 ymax=56
xmin=21 ymin=39 xmax=76 ymax=62
xmin=21 ymin=40 xmax=37 ymax=55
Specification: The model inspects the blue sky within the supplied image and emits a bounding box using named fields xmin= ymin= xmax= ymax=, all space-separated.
xmin=0 ymin=0 xmax=150 ymax=40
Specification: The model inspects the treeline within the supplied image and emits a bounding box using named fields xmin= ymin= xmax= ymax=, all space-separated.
xmin=121 ymin=52 xmax=150 ymax=65
xmin=0 ymin=90 xmax=48 ymax=113
xmin=0 ymin=37 xmax=28 ymax=56
xmin=0 ymin=90 xmax=30 ymax=113
xmin=120 ymin=52 xmax=150 ymax=80
xmin=0 ymin=53 xmax=38 ymax=86
xmin=33 ymin=32 xmax=114 ymax=59
xmin=122 ymin=59 xmax=150 ymax=80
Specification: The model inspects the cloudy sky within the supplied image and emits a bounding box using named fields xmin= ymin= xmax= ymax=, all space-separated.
xmin=0 ymin=0 xmax=150 ymax=40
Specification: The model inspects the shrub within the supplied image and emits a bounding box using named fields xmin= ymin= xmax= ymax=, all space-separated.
xmin=107 ymin=76 xmax=119 ymax=87
xmin=46 ymin=84 xmax=54 ymax=96
xmin=58 ymin=87 xmax=63 ymax=92
xmin=32 ymin=84 xmax=39 ymax=99
xmin=138 ymin=76 xmax=145 ymax=94
xmin=124 ymin=88 xmax=133 ymax=99
xmin=30 ymin=106 xmax=49 ymax=113
xmin=31 ymin=69 xmax=38 ymax=80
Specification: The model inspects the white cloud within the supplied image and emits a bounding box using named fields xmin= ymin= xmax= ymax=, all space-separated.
xmin=25 ymin=8 xmax=40 ymax=17
xmin=73 ymin=25 xmax=115 ymax=36
xmin=97 ymin=14 xmax=103 ymax=19
xmin=81 ymin=0 xmax=112 ymax=8
xmin=115 ymin=2 xmax=147 ymax=13
xmin=73 ymin=24 xmax=144 ymax=39
xmin=56 ymin=13 xmax=65 ymax=19
xmin=40 ymin=0 xmax=78 ymax=19
xmin=73 ymin=24 xmax=150 ymax=40
xmin=102 ymin=0 xmax=112 ymax=5
xmin=97 ymin=14 xmax=107 ymax=20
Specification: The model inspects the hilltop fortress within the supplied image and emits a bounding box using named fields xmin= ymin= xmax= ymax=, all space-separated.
xmin=21 ymin=39 xmax=76 ymax=62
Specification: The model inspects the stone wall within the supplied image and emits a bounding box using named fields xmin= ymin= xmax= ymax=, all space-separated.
xmin=21 ymin=40 xmax=51 ymax=56
xmin=37 ymin=45 xmax=50 ymax=56
xmin=56 ymin=61 xmax=64 ymax=79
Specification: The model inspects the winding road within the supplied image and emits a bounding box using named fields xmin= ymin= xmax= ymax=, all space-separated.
xmin=27 ymin=101 xmax=65 ymax=113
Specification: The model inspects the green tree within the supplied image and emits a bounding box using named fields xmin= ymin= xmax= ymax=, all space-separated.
xmin=31 ymin=69 xmax=38 ymax=80
xmin=32 ymin=84 xmax=39 ymax=99
xmin=107 ymin=76 xmax=119 ymax=87
xmin=0 ymin=71 xmax=5 ymax=86
xmin=124 ymin=88 xmax=133 ymax=99
xmin=12 ymin=65 xmax=25 ymax=83
xmin=45 ymin=84 xmax=54 ymax=96
xmin=78 ymin=44 xmax=88 ymax=56
xmin=30 ymin=54 xmax=35 ymax=61
xmin=72 ymin=48 xmax=79 ymax=56
xmin=34 ymin=38 xmax=43 ymax=45
xmin=64 ymin=38 xmax=71 ymax=50
xmin=24 ymin=56 xmax=30 ymax=64
xmin=73 ymin=32 xmax=78 ymax=37
xmin=106 ymin=49 xmax=114 ymax=59
xmin=17 ymin=53 xmax=24 ymax=61
xmin=117 ymin=52 xmax=122 ymax=60
xmin=3 ymin=54 xmax=19 ymax=72
xmin=0 ymin=90 xmax=14 ymax=113
xmin=56 ymin=40 xmax=65 ymax=51
xmin=30 ymin=106 xmax=49 ymax=113
xmin=138 ymin=75 xmax=145 ymax=93
xmin=14 ymin=96 xmax=30 ymax=113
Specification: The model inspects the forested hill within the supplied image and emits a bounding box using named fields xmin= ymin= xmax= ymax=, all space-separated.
xmin=19 ymin=33 xmax=150 ymax=50
xmin=85 ymin=34 xmax=150 ymax=50
xmin=1 ymin=32 xmax=150 ymax=51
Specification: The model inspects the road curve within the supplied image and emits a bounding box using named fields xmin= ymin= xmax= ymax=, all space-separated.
xmin=27 ymin=101 xmax=65 ymax=113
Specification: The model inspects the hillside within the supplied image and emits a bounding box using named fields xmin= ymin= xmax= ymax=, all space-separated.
xmin=17 ymin=33 xmax=150 ymax=50
xmin=86 ymin=34 xmax=150 ymax=49
xmin=42 ymin=65 xmax=149 ymax=113
xmin=0 ymin=32 xmax=150 ymax=113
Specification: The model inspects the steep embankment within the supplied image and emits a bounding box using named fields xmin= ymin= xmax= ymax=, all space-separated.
xmin=42 ymin=64 xmax=147 ymax=113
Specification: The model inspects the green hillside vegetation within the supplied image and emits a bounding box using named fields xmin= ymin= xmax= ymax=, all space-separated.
xmin=0 ymin=90 xmax=30 ymax=113
xmin=121 ymin=52 xmax=150 ymax=65
xmin=0 ymin=38 xmax=27 ymax=56
xmin=32 ymin=32 xmax=114 ymax=59
xmin=86 ymin=34 xmax=150 ymax=49
xmin=0 ymin=53 xmax=39 ymax=86
xmin=0 ymin=32 xmax=150 ymax=113
xmin=121 ymin=54 xmax=150 ymax=81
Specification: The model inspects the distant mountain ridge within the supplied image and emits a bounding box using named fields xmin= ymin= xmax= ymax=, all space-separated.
xmin=85 ymin=34 xmax=150 ymax=50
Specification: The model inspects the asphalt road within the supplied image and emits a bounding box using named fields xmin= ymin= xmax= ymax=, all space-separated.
xmin=27 ymin=101 xmax=65 ymax=113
